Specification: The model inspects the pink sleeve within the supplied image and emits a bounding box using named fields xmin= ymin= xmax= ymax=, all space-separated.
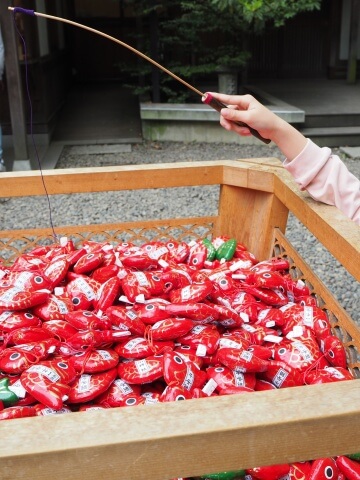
xmin=283 ymin=139 xmax=360 ymax=225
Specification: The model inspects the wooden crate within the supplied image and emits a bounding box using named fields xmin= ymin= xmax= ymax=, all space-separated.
xmin=0 ymin=159 xmax=359 ymax=480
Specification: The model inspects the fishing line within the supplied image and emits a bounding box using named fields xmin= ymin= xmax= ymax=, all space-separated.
xmin=9 ymin=6 xmax=270 ymax=144
xmin=11 ymin=11 xmax=58 ymax=241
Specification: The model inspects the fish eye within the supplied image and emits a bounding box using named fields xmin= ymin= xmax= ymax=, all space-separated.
xmin=325 ymin=466 xmax=334 ymax=479
xmin=176 ymin=395 xmax=186 ymax=401
xmin=125 ymin=397 xmax=137 ymax=405
xmin=34 ymin=276 xmax=44 ymax=284
xmin=57 ymin=362 xmax=68 ymax=369
xmin=174 ymin=355 xmax=183 ymax=364
xmin=10 ymin=352 xmax=21 ymax=360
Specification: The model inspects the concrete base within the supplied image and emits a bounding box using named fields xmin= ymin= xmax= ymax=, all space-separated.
xmin=141 ymin=119 xmax=264 ymax=144
xmin=340 ymin=146 xmax=360 ymax=158
xmin=12 ymin=160 xmax=32 ymax=171
xmin=140 ymin=85 xmax=305 ymax=143
xmin=3 ymin=134 xmax=56 ymax=171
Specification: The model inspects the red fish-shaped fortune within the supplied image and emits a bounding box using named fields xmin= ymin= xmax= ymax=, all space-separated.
xmin=20 ymin=358 xmax=77 ymax=410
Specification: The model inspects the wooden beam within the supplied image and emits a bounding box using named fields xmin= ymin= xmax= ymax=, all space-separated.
xmin=0 ymin=381 xmax=359 ymax=480
xmin=0 ymin=162 xmax=224 ymax=196
xmin=272 ymin=166 xmax=360 ymax=282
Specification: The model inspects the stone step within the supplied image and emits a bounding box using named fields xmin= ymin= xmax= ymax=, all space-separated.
xmin=299 ymin=126 xmax=360 ymax=147
xmin=303 ymin=113 xmax=360 ymax=129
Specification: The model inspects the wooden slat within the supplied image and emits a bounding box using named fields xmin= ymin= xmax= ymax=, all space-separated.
xmin=0 ymin=216 xmax=217 ymax=240
xmin=222 ymin=159 xmax=278 ymax=193
xmin=0 ymin=159 xmax=279 ymax=198
xmin=0 ymin=162 xmax=225 ymax=197
xmin=271 ymin=167 xmax=360 ymax=282
xmin=1 ymin=381 xmax=359 ymax=480
xmin=0 ymin=216 xmax=217 ymax=264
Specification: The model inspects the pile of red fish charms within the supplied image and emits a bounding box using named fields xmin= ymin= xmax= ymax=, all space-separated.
xmin=0 ymin=235 xmax=356 ymax=477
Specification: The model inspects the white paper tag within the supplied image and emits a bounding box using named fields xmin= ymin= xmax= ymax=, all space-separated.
xmin=13 ymin=271 xmax=32 ymax=290
xmin=27 ymin=365 xmax=60 ymax=383
xmin=0 ymin=311 xmax=13 ymax=323
xmin=192 ymin=325 xmax=206 ymax=335
xmin=292 ymin=340 xmax=313 ymax=362
xmin=124 ymin=338 xmax=145 ymax=351
xmin=303 ymin=306 xmax=314 ymax=327
xmin=196 ymin=344 xmax=207 ymax=357
xmin=182 ymin=366 xmax=195 ymax=391
xmin=74 ymin=277 xmax=96 ymax=300
xmin=263 ymin=334 xmax=282 ymax=344
xmin=239 ymin=312 xmax=249 ymax=323
xmin=273 ymin=368 xmax=288 ymax=387
xmin=180 ymin=285 xmax=192 ymax=302
xmin=40 ymin=407 xmax=71 ymax=416
xmin=9 ymin=379 xmax=26 ymax=398
xmin=134 ymin=271 xmax=150 ymax=287
xmin=233 ymin=368 xmax=245 ymax=387
xmin=135 ymin=359 xmax=152 ymax=375
xmin=98 ymin=349 xmax=113 ymax=360
xmin=202 ymin=378 xmax=217 ymax=396
xmin=78 ymin=374 xmax=92 ymax=393
xmin=114 ymin=379 xmax=134 ymax=395
xmin=324 ymin=366 xmax=345 ymax=379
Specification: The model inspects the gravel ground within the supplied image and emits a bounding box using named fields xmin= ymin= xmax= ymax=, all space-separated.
xmin=0 ymin=140 xmax=359 ymax=325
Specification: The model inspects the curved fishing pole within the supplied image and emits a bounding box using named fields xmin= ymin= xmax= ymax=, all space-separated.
xmin=9 ymin=6 xmax=203 ymax=96
xmin=8 ymin=6 xmax=270 ymax=144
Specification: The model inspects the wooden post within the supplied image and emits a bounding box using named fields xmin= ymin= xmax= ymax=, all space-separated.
xmin=0 ymin=2 xmax=29 ymax=166
xmin=347 ymin=0 xmax=360 ymax=83
xmin=214 ymin=183 xmax=289 ymax=261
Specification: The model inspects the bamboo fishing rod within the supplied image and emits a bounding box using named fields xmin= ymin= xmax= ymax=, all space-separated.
xmin=8 ymin=6 xmax=270 ymax=144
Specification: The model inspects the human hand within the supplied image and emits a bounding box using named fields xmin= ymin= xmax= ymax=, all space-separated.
xmin=203 ymin=92 xmax=308 ymax=160
xmin=202 ymin=92 xmax=283 ymax=142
